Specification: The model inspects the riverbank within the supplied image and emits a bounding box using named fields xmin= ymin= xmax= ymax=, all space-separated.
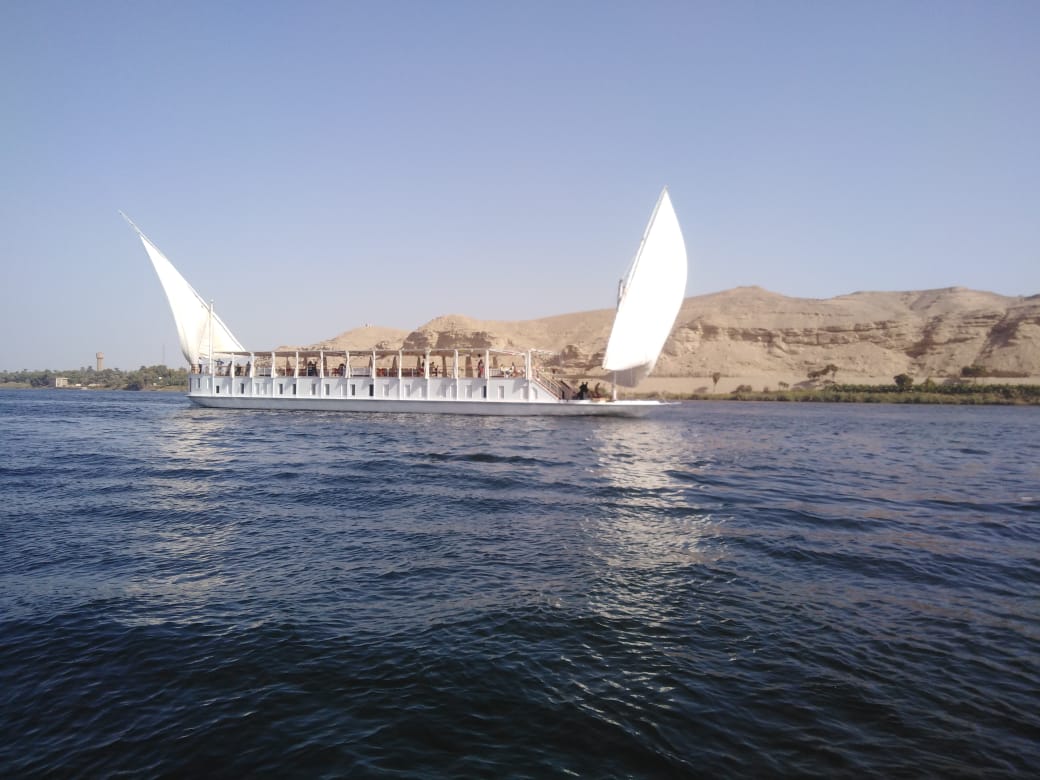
xmin=627 ymin=376 xmax=1040 ymax=404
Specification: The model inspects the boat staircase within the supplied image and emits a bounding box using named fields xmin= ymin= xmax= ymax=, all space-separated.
xmin=531 ymin=369 xmax=571 ymax=400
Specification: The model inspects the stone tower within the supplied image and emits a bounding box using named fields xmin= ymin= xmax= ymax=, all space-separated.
xmin=96 ymin=352 xmax=104 ymax=371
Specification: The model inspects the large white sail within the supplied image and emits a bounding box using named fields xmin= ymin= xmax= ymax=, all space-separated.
xmin=601 ymin=188 xmax=688 ymax=387
xmin=121 ymin=213 xmax=245 ymax=366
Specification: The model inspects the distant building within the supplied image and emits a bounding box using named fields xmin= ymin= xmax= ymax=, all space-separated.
xmin=96 ymin=352 xmax=104 ymax=371
xmin=53 ymin=377 xmax=69 ymax=388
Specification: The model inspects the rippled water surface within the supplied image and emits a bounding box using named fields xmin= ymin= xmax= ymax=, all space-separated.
xmin=1 ymin=391 xmax=1037 ymax=777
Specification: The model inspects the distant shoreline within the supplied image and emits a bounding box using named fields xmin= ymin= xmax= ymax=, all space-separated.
xmin=0 ymin=385 xmax=186 ymax=393
xmin=638 ymin=391 xmax=1040 ymax=406
xmin=4 ymin=383 xmax=1038 ymax=405
xmin=626 ymin=376 xmax=1040 ymax=405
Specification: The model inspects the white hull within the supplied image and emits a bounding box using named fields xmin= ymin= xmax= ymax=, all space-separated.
xmin=189 ymin=394 xmax=663 ymax=417
xmin=187 ymin=374 xmax=664 ymax=417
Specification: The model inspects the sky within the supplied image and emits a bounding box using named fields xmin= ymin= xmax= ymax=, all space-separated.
xmin=2 ymin=1 xmax=1038 ymax=371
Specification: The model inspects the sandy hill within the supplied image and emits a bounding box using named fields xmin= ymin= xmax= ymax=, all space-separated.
xmin=278 ymin=325 xmax=411 ymax=353
xmin=289 ymin=286 xmax=1040 ymax=386
xmin=660 ymin=286 xmax=1040 ymax=381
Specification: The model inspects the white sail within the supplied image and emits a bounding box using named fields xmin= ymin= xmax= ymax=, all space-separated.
xmin=601 ymin=188 xmax=688 ymax=387
xmin=121 ymin=213 xmax=245 ymax=366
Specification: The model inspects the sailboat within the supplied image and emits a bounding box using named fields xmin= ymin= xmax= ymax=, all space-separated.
xmin=125 ymin=188 xmax=687 ymax=416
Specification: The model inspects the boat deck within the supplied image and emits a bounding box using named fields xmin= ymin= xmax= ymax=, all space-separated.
xmin=186 ymin=348 xmax=654 ymax=416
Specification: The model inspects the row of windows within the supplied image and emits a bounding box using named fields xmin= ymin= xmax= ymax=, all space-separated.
xmin=198 ymin=379 xmax=511 ymax=400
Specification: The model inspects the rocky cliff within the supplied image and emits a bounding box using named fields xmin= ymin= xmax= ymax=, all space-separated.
xmin=309 ymin=287 xmax=1040 ymax=380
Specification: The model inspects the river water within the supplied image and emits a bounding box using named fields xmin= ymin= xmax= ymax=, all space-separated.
xmin=1 ymin=390 xmax=1037 ymax=777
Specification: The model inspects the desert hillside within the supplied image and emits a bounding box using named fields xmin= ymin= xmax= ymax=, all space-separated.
xmin=291 ymin=286 xmax=1040 ymax=391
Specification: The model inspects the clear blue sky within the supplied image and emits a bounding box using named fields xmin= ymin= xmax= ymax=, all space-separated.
xmin=2 ymin=1 xmax=1037 ymax=370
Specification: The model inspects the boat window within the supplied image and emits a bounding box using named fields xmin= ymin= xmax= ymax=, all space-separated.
xmin=497 ymin=386 xmax=505 ymax=399
xmin=368 ymin=384 xmax=374 ymax=397
xmin=292 ymin=384 xmax=297 ymax=396
xmin=240 ymin=383 xmax=245 ymax=394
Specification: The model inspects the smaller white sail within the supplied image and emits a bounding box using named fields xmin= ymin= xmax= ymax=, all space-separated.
xmin=121 ymin=213 xmax=245 ymax=366
xmin=602 ymin=188 xmax=688 ymax=387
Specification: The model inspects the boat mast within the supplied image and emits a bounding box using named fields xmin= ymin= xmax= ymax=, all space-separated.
xmin=610 ymin=268 xmax=624 ymax=401
xmin=618 ymin=187 xmax=667 ymax=301
xmin=208 ymin=300 xmax=214 ymax=377
xmin=606 ymin=189 xmax=669 ymax=403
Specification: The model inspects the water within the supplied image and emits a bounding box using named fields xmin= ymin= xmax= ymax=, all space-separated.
xmin=1 ymin=391 xmax=1037 ymax=777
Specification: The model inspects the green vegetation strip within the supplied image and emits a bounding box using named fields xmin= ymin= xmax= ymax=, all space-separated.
xmin=1 ymin=366 xmax=189 ymax=391
xmin=658 ymin=383 xmax=1040 ymax=405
